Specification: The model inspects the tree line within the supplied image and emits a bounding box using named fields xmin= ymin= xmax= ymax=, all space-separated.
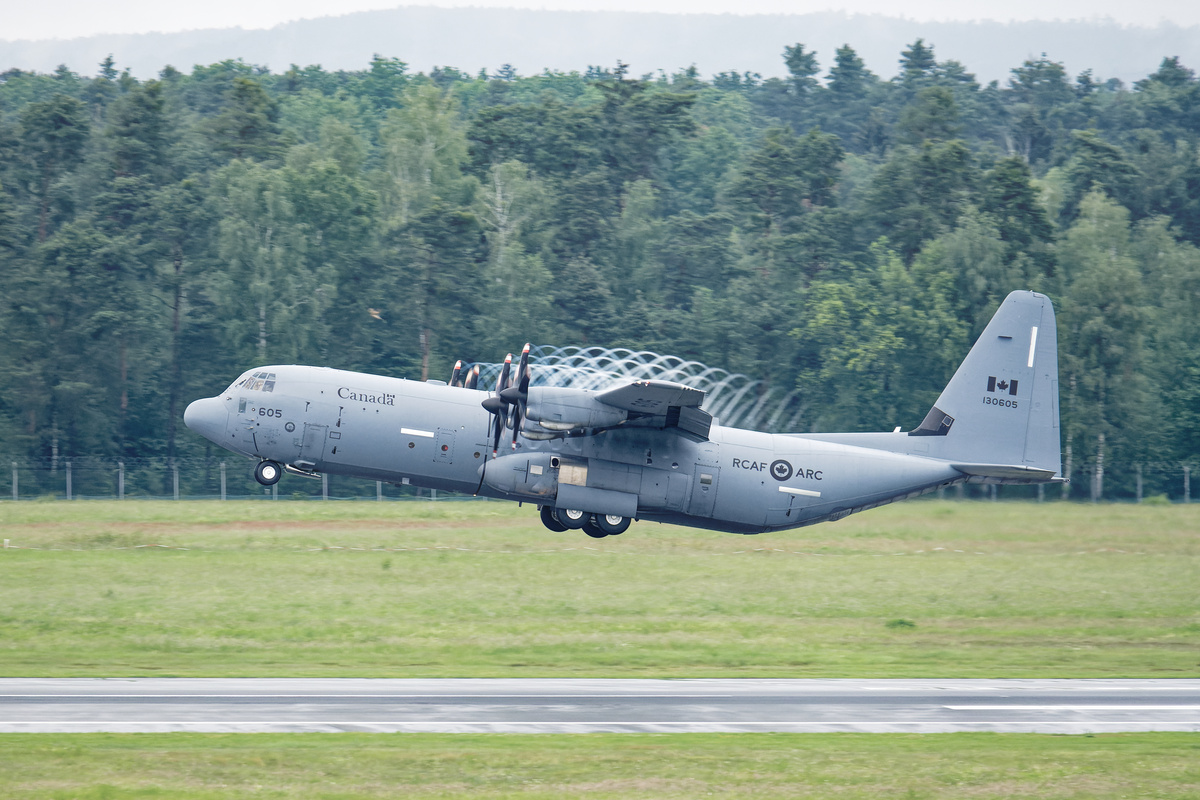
xmin=1 ymin=44 xmax=1198 ymax=499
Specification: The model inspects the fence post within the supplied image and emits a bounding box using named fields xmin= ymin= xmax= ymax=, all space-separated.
xmin=990 ymin=484 xmax=997 ymax=502
xmin=66 ymin=461 xmax=72 ymax=501
xmin=322 ymin=473 xmax=328 ymax=500
xmin=377 ymin=481 xmax=383 ymax=501
xmin=118 ymin=462 xmax=124 ymax=500
xmin=1093 ymin=434 xmax=1105 ymax=502
xmin=220 ymin=462 xmax=227 ymax=501
xmin=1062 ymin=443 xmax=1073 ymax=500
xmin=11 ymin=462 xmax=17 ymax=501
xmin=272 ymin=483 xmax=277 ymax=500
xmin=1136 ymin=463 xmax=1143 ymax=503
xmin=1185 ymin=465 xmax=1192 ymax=504
xmin=173 ymin=463 xmax=179 ymax=500
xmin=1037 ymin=483 xmax=1044 ymax=502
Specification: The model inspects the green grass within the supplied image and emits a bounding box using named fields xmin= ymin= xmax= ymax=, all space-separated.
xmin=1 ymin=499 xmax=1198 ymax=677
xmin=2 ymin=732 xmax=1199 ymax=799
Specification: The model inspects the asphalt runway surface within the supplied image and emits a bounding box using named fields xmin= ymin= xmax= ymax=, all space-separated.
xmin=2 ymin=679 xmax=1199 ymax=733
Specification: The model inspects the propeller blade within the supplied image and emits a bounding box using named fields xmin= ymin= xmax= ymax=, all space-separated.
xmin=465 ymin=365 xmax=480 ymax=390
xmin=511 ymin=402 xmax=523 ymax=450
xmin=495 ymin=354 xmax=513 ymax=395
xmin=508 ymin=343 xmax=532 ymax=450
xmin=492 ymin=403 xmax=505 ymax=455
xmin=516 ymin=343 xmax=531 ymax=393
xmin=499 ymin=343 xmax=531 ymax=404
xmin=486 ymin=354 xmax=513 ymax=456
xmin=450 ymin=360 xmax=463 ymax=387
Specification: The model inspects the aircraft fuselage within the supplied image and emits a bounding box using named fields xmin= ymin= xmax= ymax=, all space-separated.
xmin=186 ymin=364 xmax=965 ymax=534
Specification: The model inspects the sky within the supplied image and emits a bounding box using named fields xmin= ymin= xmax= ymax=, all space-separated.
xmin=5 ymin=0 xmax=1199 ymax=42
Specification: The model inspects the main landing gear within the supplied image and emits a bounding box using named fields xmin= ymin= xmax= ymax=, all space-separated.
xmin=539 ymin=506 xmax=631 ymax=538
xmin=254 ymin=460 xmax=282 ymax=486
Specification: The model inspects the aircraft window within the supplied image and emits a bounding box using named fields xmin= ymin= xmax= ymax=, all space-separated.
xmin=228 ymin=372 xmax=279 ymax=393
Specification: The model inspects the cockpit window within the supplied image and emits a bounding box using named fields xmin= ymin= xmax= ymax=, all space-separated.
xmin=230 ymin=371 xmax=277 ymax=392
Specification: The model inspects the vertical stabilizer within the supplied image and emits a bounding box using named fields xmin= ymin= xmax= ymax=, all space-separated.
xmin=912 ymin=290 xmax=1061 ymax=475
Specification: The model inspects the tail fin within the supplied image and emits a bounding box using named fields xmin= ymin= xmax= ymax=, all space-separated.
xmin=912 ymin=290 xmax=1061 ymax=477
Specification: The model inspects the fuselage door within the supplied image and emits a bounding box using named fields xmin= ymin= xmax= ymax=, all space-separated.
xmin=236 ymin=396 xmax=259 ymax=455
xmin=300 ymin=423 xmax=328 ymax=464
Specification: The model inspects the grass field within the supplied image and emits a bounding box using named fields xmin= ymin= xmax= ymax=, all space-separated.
xmin=1 ymin=498 xmax=1197 ymax=678
xmin=2 ymin=499 xmax=1198 ymax=798
xmin=1 ymin=731 xmax=1199 ymax=799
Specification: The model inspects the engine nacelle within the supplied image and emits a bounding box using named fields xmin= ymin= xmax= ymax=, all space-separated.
xmin=524 ymin=387 xmax=627 ymax=431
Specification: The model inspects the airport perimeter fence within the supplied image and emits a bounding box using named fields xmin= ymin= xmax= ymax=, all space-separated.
xmin=0 ymin=456 xmax=479 ymax=502
xmin=0 ymin=456 xmax=1194 ymax=503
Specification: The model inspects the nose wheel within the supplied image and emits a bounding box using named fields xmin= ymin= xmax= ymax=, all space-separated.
xmin=254 ymin=460 xmax=282 ymax=486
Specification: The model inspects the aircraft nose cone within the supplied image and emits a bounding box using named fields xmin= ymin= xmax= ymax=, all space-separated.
xmin=184 ymin=397 xmax=229 ymax=444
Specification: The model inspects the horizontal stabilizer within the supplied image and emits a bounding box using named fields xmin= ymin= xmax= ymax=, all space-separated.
xmin=951 ymin=463 xmax=1062 ymax=482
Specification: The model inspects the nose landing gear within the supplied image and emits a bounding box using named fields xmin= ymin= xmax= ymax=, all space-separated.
xmin=254 ymin=460 xmax=282 ymax=486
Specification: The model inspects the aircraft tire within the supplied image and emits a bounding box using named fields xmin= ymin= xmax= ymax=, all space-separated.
xmin=581 ymin=518 xmax=609 ymax=538
xmin=254 ymin=460 xmax=282 ymax=486
xmin=596 ymin=514 xmax=630 ymax=536
xmin=540 ymin=505 xmax=568 ymax=532
xmin=556 ymin=508 xmax=588 ymax=529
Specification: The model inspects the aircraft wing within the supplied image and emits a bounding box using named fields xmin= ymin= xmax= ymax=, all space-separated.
xmin=524 ymin=380 xmax=712 ymax=441
xmin=594 ymin=380 xmax=704 ymax=415
xmin=597 ymin=380 xmax=711 ymax=441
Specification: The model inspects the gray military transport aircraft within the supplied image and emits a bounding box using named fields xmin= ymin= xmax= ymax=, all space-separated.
xmin=184 ymin=290 xmax=1062 ymax=538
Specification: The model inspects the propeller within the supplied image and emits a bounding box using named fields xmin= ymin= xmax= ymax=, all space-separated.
xmin=465 ymin=365 xmax=480 ymax=390
xmin=501 ymin=344 xmax=532 ymax=450
xmin=481 ymin=353 xmax=513 ymax=456
xmin=449 ymin=360 xmax=463 ymax=387
xmin=479 ymin=346 xmax=536 ymax=455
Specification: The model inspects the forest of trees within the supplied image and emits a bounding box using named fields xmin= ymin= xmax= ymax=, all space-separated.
xmin=1 ymin=43 xmax=1198 ymax=499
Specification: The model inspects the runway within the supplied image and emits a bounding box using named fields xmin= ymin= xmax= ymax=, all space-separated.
xmin=2 ymin=679 xmax=1198 ymax=733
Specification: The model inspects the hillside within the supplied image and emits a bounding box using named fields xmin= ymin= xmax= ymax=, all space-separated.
xmin=3 ymin=8 xmax=1199 ymax=85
